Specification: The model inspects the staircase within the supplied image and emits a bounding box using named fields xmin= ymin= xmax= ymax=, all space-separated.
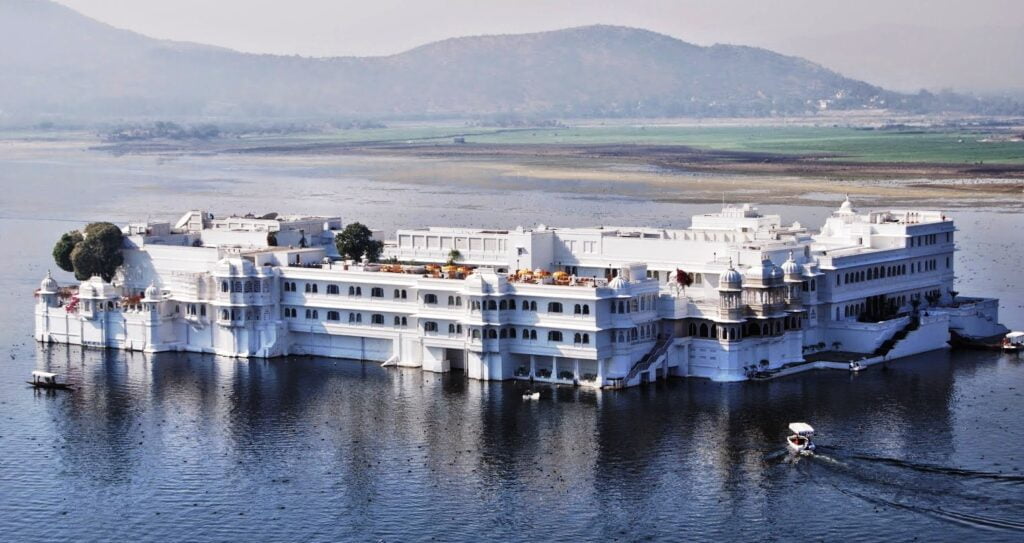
xmin=624 ymin=337 xmax=673 ymax=384
xmin=873 ymin=316 xmax=920 ymax=357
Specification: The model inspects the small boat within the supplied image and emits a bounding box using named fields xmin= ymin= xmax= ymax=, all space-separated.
xmin=849 ymin=361 xmax=864 ymax=372
xmin=1003 ymin=332 xmax=1024 ymax=353
xmin=27 ymin=371 xmax=73 ymax=391
xmin=786 ymin=422 xmax=815 ymax=455
xmin=522 ymin=391 xmax=540 ymax=401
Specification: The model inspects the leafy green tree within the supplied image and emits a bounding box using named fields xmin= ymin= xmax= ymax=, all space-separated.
xmin=52 ymin=230 xmax=84 ymax=272
xmin=67 ymin=222 xmax=124 ymax=282
xmin=335 ymin=222 xmax=383 ymax=262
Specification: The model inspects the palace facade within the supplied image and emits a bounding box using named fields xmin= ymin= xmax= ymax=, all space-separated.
xmin=35 ymin=201 xmax=1007 ymax=387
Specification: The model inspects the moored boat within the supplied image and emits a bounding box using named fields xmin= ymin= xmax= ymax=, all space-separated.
xmin=1003 ymin=332 xmax=1024 ymax=353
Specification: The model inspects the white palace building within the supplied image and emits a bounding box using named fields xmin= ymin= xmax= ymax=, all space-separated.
xmin=35 ymin=201 xmax=1008 ymax=387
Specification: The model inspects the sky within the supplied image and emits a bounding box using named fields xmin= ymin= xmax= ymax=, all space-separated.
xmin=52 ymin=0 xmax=1024 ymax=93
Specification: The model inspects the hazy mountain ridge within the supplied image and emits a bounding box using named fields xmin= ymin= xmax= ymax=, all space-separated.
xmin=0 ymin=0 xmax=1016 ymax=124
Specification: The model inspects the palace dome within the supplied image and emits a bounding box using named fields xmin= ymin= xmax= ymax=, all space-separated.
xmin=607 ymin=275 xmax=629 ymax=292
xmin=144 ymin=284 xmax=160 ymax=300
xmin=718 ymin=263 xmax=742 ymax=289
xmin=39 ymin=271 xmax=58 ymax=293
xmin=780 ymin=251 xmax=801 ymax=280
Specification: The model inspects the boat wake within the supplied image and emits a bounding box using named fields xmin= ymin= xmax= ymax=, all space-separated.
xmin=850 ymin=455 xmax=1024 ymax=485
xmin=803 ymin=450 xmax=1024 ymax=533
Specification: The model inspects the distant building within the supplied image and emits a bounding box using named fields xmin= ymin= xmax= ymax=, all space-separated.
xmin=35 ymin=201 xmax=1006 ymax=387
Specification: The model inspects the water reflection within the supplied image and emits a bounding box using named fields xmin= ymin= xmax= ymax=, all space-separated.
xmin=27 ymin=342 xmax=1023 ymax=541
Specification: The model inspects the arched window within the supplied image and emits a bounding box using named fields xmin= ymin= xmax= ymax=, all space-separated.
xmin=583 ymin=333 xmax=590 ymax=344
xmin=508 ymin=328 xmax=516 ymax=338
xmin=305 ymin=309 xmax=312 ymax=319
xmin=424 ymin=321 xmax=438 ymax=332
xmin=327 ymin=284 xmax=339 ymax=295
xmin=355 ymin=287 xmax=361 ymax=296
xmin=348 ymin=312 xmax=356 ymax=323
xmin=471 ymin=329 xmax=481 ymax=339
xmin=232 ymin=281 xmax=242 ymax=292
xmin=522 ymin=328 xmax=531 ymax=339
xmin=372 ymin=314 xmax=384 ymax=325
xmin=449 ymin=323 xmax=457 ymax=334
xmin=529 ymin=301 xmax=537 ymax=311
xmin=499 ymin=300 xmax=508 ymax=310
xmin=574 ymin=332 xmax=582 ymax=343
xmin=521 ymin=300 xmax=530 ymax=311
xmin=500 ymin=329 xmax=508 ymax=338
xmin=349 ymin=286 xmax=356 ymax=295
xmin=582 ymin=305 xmax=590 ymax=315
xmin=574 ymin=304 xmax=582 ymax=314
xmin=618 ymin=301 xmax=625 ymax=314
xmin=710 ymin=324 xmax=717 ymax=339
xmin=762 ymin=323 xmax=770 ymax=336
xmin=548 ymin=331 xmax=563 ymax=342
xmin=327 ymin=311 xmax=340 ymax=321
xmin=304 ymin=283 xmax=312 ymax=293
xmin=487 ymin=329 xmax=498 ymax=339
xmin=453 ymin=295 xmax=459 ymax=305
xmin=244 ymin=281 xmax=253 ymax=293
xmin=222 ymin=309 xmax=229 ymax=320
xmin=699 ymin=323 xmax=709 ymax=338
xmin=530 ymin=330 xmax=537 ymax=340
xmin=394 ymin=316 xmax=402 ymax=326
xmin=395 ymin=289 xmax=402 ymax=299
xmin=548 ymin=302 xmax=563 ymax=313
xmin=486 ymin=300 xmax=497 ymax=310
xmin=401 ymin=317 xmax=407 ymax=326
xmin=424 ymin=293 xmax=438 ymax=304
xmin=354 ymin=313 xmax=361 ymax=323
xmin=221 ymin=281 xmax=229 ymax=292
xmin=689 ymin=323 xmax=697 ymax=336
xmin=371 ymin=287 xmax=384 ymax=298
xmin=610 ymin=302 xmax=617 ymax=314
xmin=448 ymin=295 xmax=455 ymax=306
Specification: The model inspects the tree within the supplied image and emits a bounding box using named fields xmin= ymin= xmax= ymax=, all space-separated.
xmin=335 ymin=222 xmax=383 ymax=262
xmin=66 ymin=222 xmax=124 ymax=282
xmin=446 ymin=249 xmax=463 ymax=266
xmin=52 ymin=230 xmax=84 ymax=272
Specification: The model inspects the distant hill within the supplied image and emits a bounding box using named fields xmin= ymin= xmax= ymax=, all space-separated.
xmin=0 ymin=0 xmax=1017 ymax=124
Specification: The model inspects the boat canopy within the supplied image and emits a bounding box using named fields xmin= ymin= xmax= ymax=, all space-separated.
xmin=1007 ymin=332 xmax=1024 ymax=343
xmin=788 ymin=422 xmax=815 ymax=436
xmin=31 ymin=371 xmax=58 ymax=379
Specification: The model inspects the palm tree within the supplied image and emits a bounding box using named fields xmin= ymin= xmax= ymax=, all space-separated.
xmin=446 ymin=249 xmax=463 ymax=267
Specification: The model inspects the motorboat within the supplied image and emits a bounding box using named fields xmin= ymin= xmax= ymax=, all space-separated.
xmin=27 ymin=371 xmax=73 ymax=391
xmin=522 ymin=391 xmax=540 ymax=401
xmin=849 ymin=361 xmax=864 ymax=372
xmin=1003 ymin=332 xmax=1024 ymax=353
xmin=786 ymin=422 xmax=815 ymax=455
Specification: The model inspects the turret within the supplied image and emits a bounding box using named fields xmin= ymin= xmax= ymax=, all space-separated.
xmin=37 ymin=271 xmax=59 ymax=308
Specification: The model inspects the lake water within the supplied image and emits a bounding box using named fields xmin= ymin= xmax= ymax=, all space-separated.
xmin=1 ymin=139 xmax=1023 ymax=541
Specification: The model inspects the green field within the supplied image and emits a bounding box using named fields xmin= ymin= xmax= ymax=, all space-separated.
xmin=442 ymin=125 xmax=1024 ymax=165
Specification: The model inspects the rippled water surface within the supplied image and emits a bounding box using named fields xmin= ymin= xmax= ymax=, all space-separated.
xmin=1 ymin=140 xmax=1023 ymax=541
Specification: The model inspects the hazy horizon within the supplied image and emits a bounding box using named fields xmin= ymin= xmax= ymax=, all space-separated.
xmin=52 ymin=0 xmax=1024 ymax=94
